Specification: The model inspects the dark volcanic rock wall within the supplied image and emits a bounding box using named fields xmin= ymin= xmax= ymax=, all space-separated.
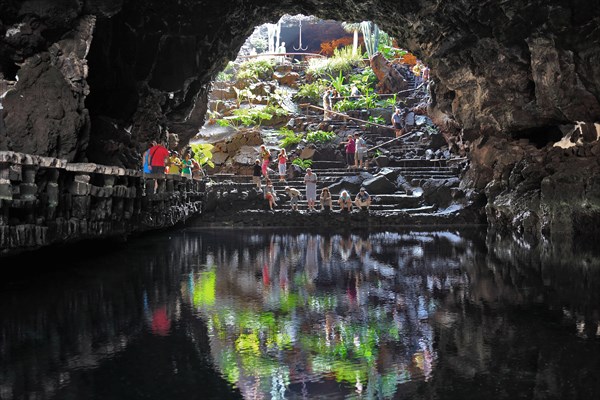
xmin=0 ymin=0 xmax=599 ymax=238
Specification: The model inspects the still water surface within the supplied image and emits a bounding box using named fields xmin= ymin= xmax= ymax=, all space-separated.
xmin=1 ymin=228 xmax=599 ymax=400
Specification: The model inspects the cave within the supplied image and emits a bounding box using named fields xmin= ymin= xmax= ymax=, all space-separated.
xmin=1 ymin=0 xmax=600 ymax=240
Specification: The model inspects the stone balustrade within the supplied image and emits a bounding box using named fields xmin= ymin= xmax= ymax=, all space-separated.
xmin=0 ymin=151 xmax=205 ymax=257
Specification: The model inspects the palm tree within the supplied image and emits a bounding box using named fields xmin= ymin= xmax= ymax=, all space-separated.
xmin=341 ymin=21 xmax=361 ymax=56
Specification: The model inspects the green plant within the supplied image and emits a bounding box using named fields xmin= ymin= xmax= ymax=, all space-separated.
xmin=190 ymin=143 xmax=215 ymax=168
xmin=295 ymin=81 xmax=327 ymax=103
xmin=360 ymin=21 xmax=380 ymax=59
xmin=279 ymin=127 xmax=304 ymax=148
xmin=236 ymin=59 xmax=275 ymax=82
xmin=215 ymin=105 xmax=287 ymax=130
xmin=306 ymin=130 xmax=336 ymax=143
xmin=366 ymin=115 xmax=385 ymax=127
xmin=327 ymin=70 xmax=348 ymax=96
xmin=292 ymin=158 xmax=313 ymax=169
xmin=306 ymin=45 xmax=362 ymax=79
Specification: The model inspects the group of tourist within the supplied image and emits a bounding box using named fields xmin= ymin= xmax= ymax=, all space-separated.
xmin=142 ymin=141 xmax=204 ymax=179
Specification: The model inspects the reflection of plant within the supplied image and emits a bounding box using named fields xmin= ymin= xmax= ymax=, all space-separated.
xmin=306 ymin=130 xmax=335 ymax=143
xmin=292 ymin=158 xmax=313 ymax=169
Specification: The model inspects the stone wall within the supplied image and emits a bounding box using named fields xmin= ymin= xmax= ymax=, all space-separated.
xmin=0 ymin=151 xmax=204 ymax=257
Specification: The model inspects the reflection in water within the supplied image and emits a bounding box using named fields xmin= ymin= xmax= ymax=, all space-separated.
xmin=0 ymin=228 xmax=599 ymax=400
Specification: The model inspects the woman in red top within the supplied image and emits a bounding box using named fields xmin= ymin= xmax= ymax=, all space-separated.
xmin=277 ymin=148 xmax=287 ymax=182
xmin=342 ymin=135 xmax=355 ymax=170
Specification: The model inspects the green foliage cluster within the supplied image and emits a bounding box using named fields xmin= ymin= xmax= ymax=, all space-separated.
xmin=306 ymin=130 xmax=336 ymax=143
xmin=294 ymin=81 xmax=327 ymax=104
xmin=279 ymin=127 xmax=303 ymax=148
xmin=216 ymin=105 xmax=287 ymax=130
xmin=236 ymin=59 xmax=275 ymax=82
xmin=189 ymin=143 xmax=215 ymax=168
xmin=306 ymin=46 xmax=362 ymax=79
xmin=215 ymin=61 xmax=236 ymax=82
xmin=292 ymin=158 xmax=313 ymax=169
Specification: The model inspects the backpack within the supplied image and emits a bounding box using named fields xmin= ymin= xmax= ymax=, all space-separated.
xmin=404 ymin=111 xmax=415 ymax=127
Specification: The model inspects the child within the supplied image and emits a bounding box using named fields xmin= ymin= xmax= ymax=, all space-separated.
xmin=264 ymin=178 xmax=277 ymax=210
xmin=277 ymin=149 xmax=287 ymax=182
xmin=252 ymin=159 xmax=262 ymax=189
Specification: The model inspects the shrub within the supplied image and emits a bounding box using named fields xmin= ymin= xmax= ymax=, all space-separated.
xmin=236 ymin=59 xmax=275 ymax=82
xmin=292 ymin=158 xmax=313 ymax=169
xmin=306 ymin=130 xmax=336 ymax=143
xmin=279 ymin=128 xmax=303 ymax=148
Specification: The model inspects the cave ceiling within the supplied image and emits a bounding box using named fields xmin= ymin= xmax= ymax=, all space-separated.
xmin=0 ymin=0 xmax=599 ymax=168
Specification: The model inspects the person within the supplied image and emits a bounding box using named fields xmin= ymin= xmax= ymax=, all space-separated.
xmin=259 ymin=144 xmax=270 ymax=177
xmin=354 ymin=134 xmax=367 ymax=169
xmin=322 ymin=88 xmax=332 ymax=120
xmin=392 ymin=107 xmax=403 ymax=138
xmin=252 ymin=159 xmax=262 ymax=189
xmin=191 ymin=158 xmax=204 ymax=179
xmin=304 ymin=168 xmax=318 ymax=211
xmin=350 ymin=84 xmax=360 ymax=97
xmin=341 ymin=134 xmax=355 ymax=169
xmin=264 ymin=178 xmax=277 ymax=210
xmin=148 ymin=140 xmax=169 ymax=174
xmin=167 ymin=151 xmax=182 ymax=175
xmin=285 ymin=186 xmax=301 ymax=211
xmin=181 ymin=152 xmax=193 ymax=178
xmin=354 ymin=187 xmax=371 ymax=210
xmin=142 ymin=141 xmax=157 ymax=174
xmin=402 ymin=107 xmax=416 ymax=135
xmin=412 ymin=61 xmax=423 ymax=86
xmin=422 ymin=64 xmax=430 ymax=83
xmin=319 ymin=187 xmax=333 ymax=211
xmin=338 ymin=189 xmax=353 ymax=212
xmin=277 ymin=148 xmax=287 ymax=182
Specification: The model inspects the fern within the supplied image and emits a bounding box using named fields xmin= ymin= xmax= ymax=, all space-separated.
xmin=292 ymin=158 xmax=313 ymax=169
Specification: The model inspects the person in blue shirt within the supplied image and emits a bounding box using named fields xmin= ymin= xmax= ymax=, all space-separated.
xmin=354 ymin=187 xmax=371 ymax=210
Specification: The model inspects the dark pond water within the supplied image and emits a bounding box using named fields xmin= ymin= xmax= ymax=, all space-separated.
xmin=1 ymin=227 xmax=599 ymax=400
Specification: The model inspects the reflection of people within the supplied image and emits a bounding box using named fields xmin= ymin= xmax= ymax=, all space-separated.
xmin=355 ymin=187 xmax=371 ymax=210
xmin=304 ymin=168 xmax=318 ymax=211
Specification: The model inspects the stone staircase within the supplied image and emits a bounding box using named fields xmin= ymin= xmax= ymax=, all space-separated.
xmin=207 ymin=150 xmax=462 ymax=215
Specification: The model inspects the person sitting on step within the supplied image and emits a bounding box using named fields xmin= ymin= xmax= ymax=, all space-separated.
xmin=264 ymin=178 xmax=277 ymax=210
xmin=354 ymin=187 xmax=371 ymax=210
xmin=338 ymin=189 xmax=353 ymax=212
xmin=319 ymin=187 xmax=333 ymax=211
